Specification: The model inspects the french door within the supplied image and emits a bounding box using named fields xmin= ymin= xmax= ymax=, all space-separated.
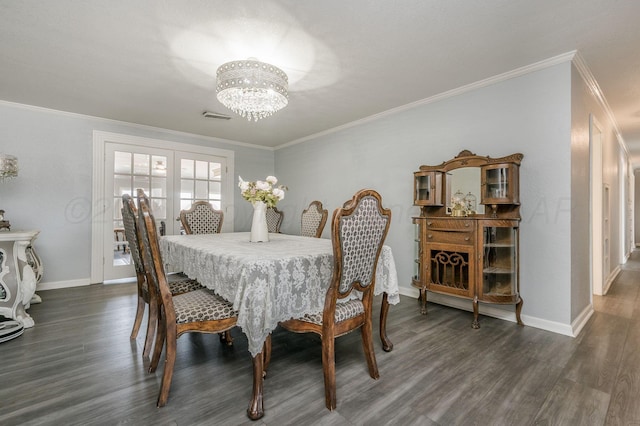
xmin=92 ymin=131 xmax=234 ymax=283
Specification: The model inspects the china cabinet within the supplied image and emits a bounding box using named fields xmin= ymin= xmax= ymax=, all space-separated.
xmin=0 ymin=230 xmax=43 ymax=328
xmin=412 ymin=150 xmax=523 ymax=328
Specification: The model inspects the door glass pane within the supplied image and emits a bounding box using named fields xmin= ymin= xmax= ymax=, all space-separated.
xmin=151 ymin=177 xmax=166 ymax=198
xmin=195 ymin=160 xmax=208 ymax=179
xmin=152 ymin=156 xmax=167 ymax=177
xmin=133 ymin=176 xmax=150 ymax=194
xmin=114 ymin=151 xmax=131 ymax=174
xmin=195 ymin=180 xmax=208 ymax=199
xmin=181 ymin=159 xmax=194 ymax=179
xmin=181 ymin=179 xmax=194 ymax=198
xmin=210 ymin=162 xmax=222 ymax=179
xmin=133 ymin=153 xmax=150 ymax=175
xmin=113 ymin=175 xmax=131 ymax=197
xmin=209 ymin=181 xmax=221 ymax=199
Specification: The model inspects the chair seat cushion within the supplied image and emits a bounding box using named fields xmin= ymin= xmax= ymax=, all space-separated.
xmin=172 ymin=289 xmax=237 ymax=324
xmin=298 ymin=299 xmax=365 ymax=325
xmin=167 ymin=275 xmax=203 ymax=295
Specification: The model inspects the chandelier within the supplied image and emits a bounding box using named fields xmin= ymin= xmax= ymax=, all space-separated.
xmin=216 ymin=59 xmax=288 ymax=122
xmin=0 ymin=154 xmax=18 ymax=182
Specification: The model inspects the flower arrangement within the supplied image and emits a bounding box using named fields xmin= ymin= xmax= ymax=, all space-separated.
xmin=238 ymin=175 xmax=287 ymax=208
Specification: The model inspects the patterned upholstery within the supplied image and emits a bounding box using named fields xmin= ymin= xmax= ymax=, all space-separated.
xmin=180 ymin=201 xmax=223 ymax=234
xmin=300 ymin=299 xmax=364 ymax=325
xmin=266 ymin=207 xmax=284 ymax=233
xmin=337 ymin=195 xmax=389 ymax=294
xmin=301 ymin=201 xmax=328 ymax=238
xmin=173 ymin=288 xmax=237 ymax=324
xmin=122 ymin=194 xmax=202 ymax=297
xmin=136 ymin=191 xmax=238 ymax=407
xmin=278 ymin=189 xmax=391 ymax=411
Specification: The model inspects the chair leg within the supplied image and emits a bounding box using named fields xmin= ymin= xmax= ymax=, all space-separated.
xmin=321 ymin=335 xmax=337 ymax=411
xmin=142 ymin=300 xmax=157 ymax=358
xmin=361 ymin=321 xmax=380 ymax=380
xmin=157 ymin=327 xmax=177 ymax=407
xmin=130 ymin=295 xmax=145 ymax=339
xmin=219 ymin=330 xmax=233 ymax=346
xmin=149 ymin=314 xmax=165 ymax=374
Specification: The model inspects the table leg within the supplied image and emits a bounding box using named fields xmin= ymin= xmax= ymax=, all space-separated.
xmin=379 ymin=292 xmax=393 ymax=352
xmin=247 ymin=352 xmax=264 ymax=420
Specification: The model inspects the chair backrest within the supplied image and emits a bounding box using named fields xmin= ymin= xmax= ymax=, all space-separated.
xmin=137 ymin=191 xmax=176 ymax=323
xmin=330 ymin=189 xmax=391 ymax=299
xmin=266 ymin=206 xmax=284 ymax=233
xmin=179 ymin=201 xmax=224 ymax=234
xmin=301 ymin=201 xmax=328 ymax=238
xmin=121 ymin=194 xmax=145 ymax=277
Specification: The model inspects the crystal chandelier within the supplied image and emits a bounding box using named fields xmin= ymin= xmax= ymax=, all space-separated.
xmin=216 ymin=59 xmax=288 ymax=122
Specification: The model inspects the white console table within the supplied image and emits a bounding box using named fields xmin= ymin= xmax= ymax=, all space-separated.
xmin=0 ymin=230 xmax=43 ymax=328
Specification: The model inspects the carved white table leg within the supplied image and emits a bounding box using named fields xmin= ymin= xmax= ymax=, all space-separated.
xmin=0 ymin=230 xmax=42 ymax=328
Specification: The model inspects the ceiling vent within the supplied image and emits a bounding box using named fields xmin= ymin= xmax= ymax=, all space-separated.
xmin=202 ymin=111 xmax=232 ymax=120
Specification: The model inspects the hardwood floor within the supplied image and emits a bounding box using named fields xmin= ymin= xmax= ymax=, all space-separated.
xmin=2 ymin=253 xmax=640 ymax=425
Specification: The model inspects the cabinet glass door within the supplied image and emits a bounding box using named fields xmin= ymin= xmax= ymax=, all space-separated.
xmin=481 ymin=164 xmax=518 ymax=204
xmin=481 ymin=225 xmax=518 ymax=301
xmin=414 ymin=172 xmax=443 ymax=206
xmin=413 ymin=220 xmax=421 ymax=282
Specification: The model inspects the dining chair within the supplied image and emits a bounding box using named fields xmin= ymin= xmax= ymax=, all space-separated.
xmin=179 ymin=201 xmax=224 ymax=234
xmin=136 ymin=193 xmax=239 ymax=407
xmin=279 ymin=189 xmax=391 ymax=410
xmin=266 ymin=206 xmax=284 ymax=233
xmin=122 ymin=193 xmax=203 ymax=358
xmin=300 ymin=200 xmax=328 ymax=238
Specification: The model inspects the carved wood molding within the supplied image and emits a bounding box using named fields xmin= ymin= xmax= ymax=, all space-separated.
xmin=418 ymin=150 xmax=523 ymax=172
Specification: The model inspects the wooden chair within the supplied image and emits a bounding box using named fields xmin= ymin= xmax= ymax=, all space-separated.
xmin=301 ymin=200 xmax=328 ymax=238
xmin=136 ymin=193 xmax=239 ymax=407
xmin=179 ymin=201 xmax=223 ymax=234
xmin=279 ymin=189 xmax=391 ymax=410
xmin=266 ymin=206 xmax=284 ymax=233
xmin=122 ymin=193 xmax=203 ymax=358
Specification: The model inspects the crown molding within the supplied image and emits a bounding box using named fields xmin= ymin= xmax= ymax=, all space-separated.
xmin=277 ymin=51 xmax=578 ymax=150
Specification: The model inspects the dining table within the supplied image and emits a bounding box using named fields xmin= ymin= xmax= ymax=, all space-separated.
xmin=159 ymin=231 xmax=400 ymax=420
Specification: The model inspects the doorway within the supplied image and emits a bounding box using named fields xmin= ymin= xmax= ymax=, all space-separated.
xmin=590 ymin=116 xmax=605 ymax=296
xmin=91 ymin=131 xmax=234 ymax=283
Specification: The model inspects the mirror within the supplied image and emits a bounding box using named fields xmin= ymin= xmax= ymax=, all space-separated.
xmin=447 ymin=167 xmax=484 ymax=214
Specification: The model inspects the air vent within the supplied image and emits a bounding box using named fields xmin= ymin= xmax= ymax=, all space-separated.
xmin=202 ymin=111 xmax=232 ymax=120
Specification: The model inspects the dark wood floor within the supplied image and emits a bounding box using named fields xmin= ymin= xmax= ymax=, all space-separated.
xmin=2 ymin=254 xmax=640 ymax=426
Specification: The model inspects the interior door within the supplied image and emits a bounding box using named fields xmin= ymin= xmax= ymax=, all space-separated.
xmin=103 ymin=144 xmax=174 ymax=281
xmin=173 ymin=151 xmax=229 ymax=234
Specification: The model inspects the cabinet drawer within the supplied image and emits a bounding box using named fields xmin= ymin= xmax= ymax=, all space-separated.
xmin=425 ymin=230 xmax=474 ymax=245
xmin=425 ymin=219 xmax=474 ymax=232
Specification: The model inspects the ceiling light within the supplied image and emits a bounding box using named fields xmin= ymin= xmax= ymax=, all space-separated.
xmin=216 ymin=59 xmax=288 ymax=122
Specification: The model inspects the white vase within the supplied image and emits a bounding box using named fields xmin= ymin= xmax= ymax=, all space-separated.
xmin=250 ymin=201 xmax=269 ymax=242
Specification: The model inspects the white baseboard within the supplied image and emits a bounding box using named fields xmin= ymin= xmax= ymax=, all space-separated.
xmin=37 ymin=278 xmax=91 ymax=291
xmin=397 ymin=285 xmax=576 ymax=337
xmin=603 ymin=265 xmax=621 ymax=295
xmin=570 ymin=303 xmax=595 ymax=337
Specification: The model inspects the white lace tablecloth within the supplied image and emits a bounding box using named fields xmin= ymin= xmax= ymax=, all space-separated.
xmin=160 ymin=232 xmax=400 ymax=356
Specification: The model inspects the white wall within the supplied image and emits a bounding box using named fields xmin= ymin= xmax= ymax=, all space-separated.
xmin=0 ymin=101 xmax=274 ymax=285
xmin=570 ymin=62 xmax=627 ymax=320
xmin=275 ymin=62 xmax=573 ymax=330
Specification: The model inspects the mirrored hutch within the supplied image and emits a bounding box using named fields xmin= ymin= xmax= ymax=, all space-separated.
xmin=412 ymin=150 xmax=523 ymax=328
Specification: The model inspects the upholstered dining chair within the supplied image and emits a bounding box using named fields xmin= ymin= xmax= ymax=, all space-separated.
xmin=301 ymin=200 xmax=328 ymax=238
xmin=279 ymin=189 xmax=391 ymax=411
xmin=179 ymin=201 xmax=223 ymax=234
xmin=122 ymin=193 xmax=203 ymax=358
xmin=137 ymin=193 xmax=239 ymax=407
xmin=266 ymin=206 xmax=284 ymax=233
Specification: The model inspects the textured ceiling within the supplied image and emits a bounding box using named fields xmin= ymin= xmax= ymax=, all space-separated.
xmin=1 ymin=1 xmax=640 ymax=164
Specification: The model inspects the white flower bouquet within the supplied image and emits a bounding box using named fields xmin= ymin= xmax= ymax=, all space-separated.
xmin=238 ymin=175 xmax=287 ymax=208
